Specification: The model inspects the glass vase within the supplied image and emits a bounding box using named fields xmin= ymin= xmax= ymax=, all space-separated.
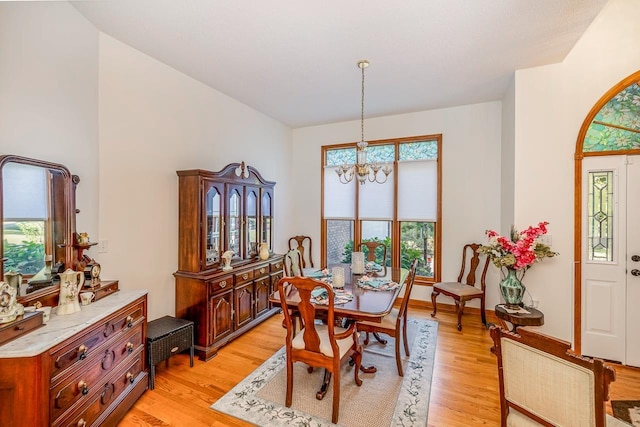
xmin=500 ymin=268 xmax=525 ymax=309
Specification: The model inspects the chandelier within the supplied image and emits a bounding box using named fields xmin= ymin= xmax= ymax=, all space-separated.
xmin=336 ymin=60 xmax=392 ymax=185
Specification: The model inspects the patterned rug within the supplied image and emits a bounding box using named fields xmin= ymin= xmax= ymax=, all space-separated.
xmin=211 ymin=319 xmax=438 ymax=426
xmin=612 ymin=401 xmax=640 ymax=426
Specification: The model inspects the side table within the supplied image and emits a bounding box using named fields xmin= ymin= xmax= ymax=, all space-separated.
xmin=147 ymin=316 xmax=194 ymax=390
xmin=494 ymin=304 xmax=544 ymax=332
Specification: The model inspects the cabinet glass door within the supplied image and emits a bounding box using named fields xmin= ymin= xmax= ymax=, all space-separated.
xmin=246 ymin=188 xmax=258 ymax=258
xmin=205 ymin=182 xmax=222 ymax=267
xmin=228 ymin=187 xmax=242 ymax=257
xmin=261 ymin=190 xmax=273 ymax=252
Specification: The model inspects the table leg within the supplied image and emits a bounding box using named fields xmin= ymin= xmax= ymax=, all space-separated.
xmin=316 ymin=369 xmax=332 ymax=400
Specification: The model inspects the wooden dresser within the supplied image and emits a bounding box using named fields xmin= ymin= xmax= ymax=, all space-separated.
xmin=0 ymin=289 xmax=148 ymax=427
xmin=175 ymin=163 xmax=283 ymax=360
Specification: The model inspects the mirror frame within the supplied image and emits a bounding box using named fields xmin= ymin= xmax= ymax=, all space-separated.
xmin=0 ymin=154 xmax=78 ymax=307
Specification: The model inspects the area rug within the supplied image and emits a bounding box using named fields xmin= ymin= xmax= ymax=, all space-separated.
xmin=612 ymin=401 xmax=640 ymax=426
xmin=211 ymin=319 xmax=438 ymax=426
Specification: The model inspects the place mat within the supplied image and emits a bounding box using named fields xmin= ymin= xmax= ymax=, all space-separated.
xmin=311 ymin=287 xmax=353 ymax=305
xmin=612 ymin=400 xmax=640 ymax=426
xmin=356 ymin=276 xmax=399 ymax=291
xmin=306 ymin=269 xmax=331 ymax=279
xmin=364 ymin=262 xmax=383 ymax=272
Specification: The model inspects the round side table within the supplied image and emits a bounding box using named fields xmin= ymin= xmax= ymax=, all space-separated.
xmin=494 ymin=304 xmax=544 ymax=332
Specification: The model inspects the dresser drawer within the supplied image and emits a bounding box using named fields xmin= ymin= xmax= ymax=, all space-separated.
xmin=270 ymin=259 xmax=283 ymax=273
xmin=54 ymin=352 xmax=145 ymax=427
xmin=208 ymin=276 xmax=232 ymax=294
xmin=254 ymin=265 xmax=269 ymax=279
xmin=234 ymin=270 xmax=254 ymax=285
xmin=50 ymin=324 xmax=144 ymax=422
xmin=50 ymin=300 xmax=145 ymax=381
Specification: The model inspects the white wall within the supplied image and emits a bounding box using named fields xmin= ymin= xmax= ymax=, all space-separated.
xmin=0 ymin=2 xmax=99 ymax=236
xmin=98 ymin=34 xmax=293 ymax=320
xmin=513 ymin=0 xmax=640 ymax=340
xmin=292 ymin=102 xmax=503 ymax=308
xmin=500 ymin=76 xmax=515 ymax=236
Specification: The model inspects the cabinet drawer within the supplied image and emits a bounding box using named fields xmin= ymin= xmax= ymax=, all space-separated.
xmin=254 ymin=265 xmax=269 ymax=279
xmin=270 ymin=259 xmax=283 ymax=273
xmin=234 ymin=270 xmax=254 ymax=285
xmin=208 ymin=276 xmax=232 ymax=294
xmin=50 ymin=300 xmax=145 ymax=381
xmin=55 ymin=352 xmax=145 ymax=427
xmin=51 ymin=324 xmax=144 ymax=421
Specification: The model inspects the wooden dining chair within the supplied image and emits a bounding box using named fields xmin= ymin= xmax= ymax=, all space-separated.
xmin=490 ymin=326 xmax=625 ymax=427
xmin=431 ymin=243 xmax=490 ymax=331
xmin=358 ymin=241 xmax=387 ymax=265
xmin=278 ymin=276 xmax=363 ymax=424
xmin=288 ymin=235 xmax=314 ymax=269
xmin=283 ymin=248 xmax=304 ymax=277
xmin=356 ymin=258 xmax=419 ymax=376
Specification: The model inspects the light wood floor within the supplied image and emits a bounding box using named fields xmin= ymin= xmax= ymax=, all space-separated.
xmin=119 ymin=306 xmax=640 ymax=426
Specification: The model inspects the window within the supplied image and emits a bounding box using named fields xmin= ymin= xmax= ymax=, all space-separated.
xmin=322 ymin=135 xmax=441 ymax=283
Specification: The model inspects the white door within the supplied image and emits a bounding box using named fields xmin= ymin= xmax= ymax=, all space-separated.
xmin=626 ymin=156 xmax=640 ymax=367
xmin=581 ymin=155 xmax=640 ymax=367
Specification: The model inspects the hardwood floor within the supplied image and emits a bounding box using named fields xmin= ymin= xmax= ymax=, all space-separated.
xmin=119 ymin=306 xmax=640 ymax=426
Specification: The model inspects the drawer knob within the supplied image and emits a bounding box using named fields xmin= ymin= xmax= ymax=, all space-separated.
xmin=126 ymin=372 xmax=135 ymax=384
xmin=220 ymin=280 xmax=227 ymax=288
xmin=242 ymin=273 xmax=248 ymax=280
xmin=78 ymin=344 xmax=88 ymax=360
xmin=77 ymin=419 xmax=87 ymax=427
xmin=126 ymin=342 xmax=134 ymax=354
xmin=78 ymin=380 xmax=89 ymax=396
xmin=126 ymin=315 xmax=134 ymax=328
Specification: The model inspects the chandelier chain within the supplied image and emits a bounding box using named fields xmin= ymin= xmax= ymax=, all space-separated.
xmin=361 ymin=62 xmax=365 ymax=144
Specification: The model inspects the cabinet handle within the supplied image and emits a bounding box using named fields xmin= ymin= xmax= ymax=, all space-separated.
xmin=78 ymin=380 xmax=89 ymax=395
xmin=77 ymin=419 xmax=87 ymax=427
xmin=126 ymin=315 xmax=134 ymax=328
xmin=242 ymin=274 xmax=248 ymax=280
xmin=126 ymin=372 xmax=135 ymax=384
xmin=78 ymin=344 xmax=88 ymax=360
xmin=126 ymin=342 xmax=134 ymax=354
xmin=220 ymin=280 xmax=227 ymax=288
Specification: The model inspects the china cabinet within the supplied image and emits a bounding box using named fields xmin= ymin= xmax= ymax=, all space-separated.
xmin=175 ymin=162 xmax=282 ymax=360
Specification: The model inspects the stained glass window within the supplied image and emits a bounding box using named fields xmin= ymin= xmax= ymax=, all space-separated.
xmin=584 ymin=82 xmax=640 ymax=152
xmin=326 ymin=148 xmax=356 ymax=166
xmin=587 ymin=170 xmax=613 ymax=261
xmin=399 ymin=140 xmax=438 ymax=160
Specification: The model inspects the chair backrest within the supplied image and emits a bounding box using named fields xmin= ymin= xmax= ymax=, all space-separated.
xmin=397 ymin=259 xmax=419 ymax=321
xmin=490 ymin=326 xmax=616 ymax=427
xmin=358 ymin=241 xmax=387 ymax=264
xmin=457 ymin=243 xmax=490 ymax=291
xmin=278 ymin=276 xmax=338 ymax=356
xmin=288 ymin=235 xmax=313 ymax=268
xmin=283 ymin=249 xmax=304 ymax=277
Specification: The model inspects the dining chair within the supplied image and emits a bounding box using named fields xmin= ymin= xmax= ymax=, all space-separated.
xmin=490 ymin=326 xmax=627 ymax=427
xmin=356 ymin=258 xmax=419 ymax=376
xmin=358 ymin=241 xmax=387 ymax=265
xmin=431 ymin=243 xmax=490 ymax=331
xmin=278 ymin=276 xmax=363 ymax=424
xmin=288 ymin=235 xmax=314 ymax=269
xmin=283 ymin=248 xmax=304 ymax=277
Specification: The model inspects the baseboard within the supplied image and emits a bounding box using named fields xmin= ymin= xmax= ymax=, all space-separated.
xmin=404 ymin=298 xmax=500 ymax=324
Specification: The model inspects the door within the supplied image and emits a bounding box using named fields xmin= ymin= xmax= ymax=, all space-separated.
xmin=582 ymin=155 xmax=640 ymax=366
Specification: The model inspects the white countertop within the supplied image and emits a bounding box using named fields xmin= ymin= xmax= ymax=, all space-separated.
xmin=0 ymin=289 xmax=148 ymax=358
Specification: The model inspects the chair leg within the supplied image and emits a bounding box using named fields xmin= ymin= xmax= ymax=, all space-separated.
xmin=395 ymin=333 xmax=404 ymax=377
xmin=285 ymin=359 xmax=293 ymax=407
xmin=332 ymin=365 xmax=341 ymax=424
xmin=480 ymin=296 xmax=487 ymax=327
xmin=431 ymin=290 xmax=439 ymax=317
xmin=455 ymin=300 xmax=465 ymax=331
xmin=364 ymin=332 xmax=370 ymax=345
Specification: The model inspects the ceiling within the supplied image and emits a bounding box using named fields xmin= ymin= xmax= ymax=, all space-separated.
xmin=71 ymin=0 xmax=609 ymax=128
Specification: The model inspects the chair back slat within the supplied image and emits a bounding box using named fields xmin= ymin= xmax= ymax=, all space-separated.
xmin=288 ymin=235 xmax=314 ymax=268
xmin=284 ymin=249 xmax=304 ymax=277
xmin=397 ymin=259 xmax=419 ymax=321
xmin=358 ymin=241 xmax=388 ymax=265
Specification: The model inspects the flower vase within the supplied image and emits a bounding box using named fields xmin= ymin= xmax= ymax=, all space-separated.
xmin=500 ymin=269 xmax=525 ymax=309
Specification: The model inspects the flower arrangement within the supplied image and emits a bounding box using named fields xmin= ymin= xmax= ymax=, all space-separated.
xmin=477 ymin=222 xmax=558 ymax=278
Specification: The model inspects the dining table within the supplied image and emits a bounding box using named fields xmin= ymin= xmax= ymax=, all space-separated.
xmin=269 ymin=263 xmax=409 ymax=399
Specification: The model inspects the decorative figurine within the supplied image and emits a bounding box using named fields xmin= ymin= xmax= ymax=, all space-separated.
xmin=221 ymin=250 xmax=235 ymax=271
xmin=0 ymin=281 xmax=24 ymax=324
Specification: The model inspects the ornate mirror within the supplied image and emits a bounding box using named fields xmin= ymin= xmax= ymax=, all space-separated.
xmin=0 ymin=155 xmax=77 ymax=306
